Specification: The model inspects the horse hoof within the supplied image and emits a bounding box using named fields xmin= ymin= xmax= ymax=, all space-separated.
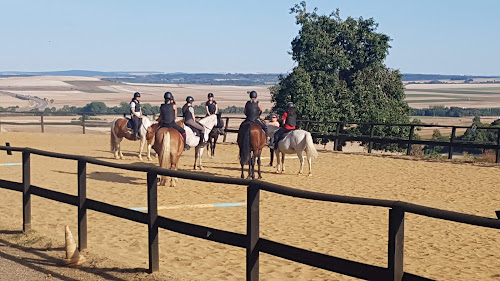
xmin=148 ymin=158 xmax=153 ymax=161
xmin=199 ymin=166 xmax=204 ymax=171
xmin=308 ymin=174 xmax=312 ymax=177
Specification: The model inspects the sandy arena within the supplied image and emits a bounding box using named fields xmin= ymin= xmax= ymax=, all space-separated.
xmin=0 ymin=132 xmax=500 ymax=280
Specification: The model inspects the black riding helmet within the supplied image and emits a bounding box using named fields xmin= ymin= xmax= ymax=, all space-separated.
xmin=248 ymin=91 xmax=257 ymax=99
xmin=208 ymin=93 xmax=214 ymax=98
xmin=164 ymin=92 xmax=173 ymax=101
xmin=186 ymin=96 xmax=194 ymax=103
xmin=133 ymin=92 xmax=141 ymax=98
xmin=287 ymin=102 xmax=295 ymax=109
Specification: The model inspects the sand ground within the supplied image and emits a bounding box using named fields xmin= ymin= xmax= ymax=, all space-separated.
xmin=0 ymin=132 xmax=499 ymax=280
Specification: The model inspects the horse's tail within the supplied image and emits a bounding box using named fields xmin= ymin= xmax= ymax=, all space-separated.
xmin=305 ymin=131 xmax=318 ymax=159
xmin=110 ymin=119 xmax=118 ymax=152
xmin=238 ymin=122 xmax=251 ymax=165
xmin=160 ymin=130 xmax=171 ymax=169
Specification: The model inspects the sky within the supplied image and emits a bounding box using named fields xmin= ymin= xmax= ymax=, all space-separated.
xmin=1 ymin=0 xmax=499 ymax=75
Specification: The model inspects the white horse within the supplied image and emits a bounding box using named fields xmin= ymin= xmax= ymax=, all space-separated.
xmin=184 ymin=114 xmax=220 ymax=170
xmin=110 ymin=116 xmax=154 ymax=161
xmin=267 ymin=124 xmax=318 ymax=176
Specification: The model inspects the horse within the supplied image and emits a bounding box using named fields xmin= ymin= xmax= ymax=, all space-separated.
xmin=237 ymin=121 xmax=266 ymax=179
xmin=187 ymin=114 xmax=222 ymax=170
xmin=267 ymin=124 xmax=318 ymax=176
xmin=207 ymin=113 xmax=225 ymax=158
xmin=152 ymin=126 xmax=184 ymax=186
xmin=110 ymin=116 xmax=153 ymax=161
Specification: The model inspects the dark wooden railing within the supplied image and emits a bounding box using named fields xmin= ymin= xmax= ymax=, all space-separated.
xmin=3 ymin=111 xmax=496 ymax=161
xmin=1 ymin=145 xmax=499 ymax=280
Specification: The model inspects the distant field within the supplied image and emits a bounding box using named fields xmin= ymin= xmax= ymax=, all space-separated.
xmin=404 ymin=82 xmax=500 ymax=108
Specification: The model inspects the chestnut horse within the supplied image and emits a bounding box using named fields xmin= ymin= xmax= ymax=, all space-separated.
xmin=237 ymin=121 xmax=266 ymax=179
xmin=152 ymin=126 xmax=184 ymax=186
xmin=110 ymin=117 xmax=153 ymax=161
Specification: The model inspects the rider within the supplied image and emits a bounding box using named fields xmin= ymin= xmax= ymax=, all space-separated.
xmin=273 ymin=102 xmax=297 ymax=149
xmin=130 ymin=92 xmax=143 ymax=140
xmin=158 ymin=92 xmax=187 ymax=144
xmin=243 ymin=90 xmax=267 ymax=136
xmin=205 ymin=93 xmax=218 ymax=116
xmin=183 ymin=96 xmax=206 ymax=146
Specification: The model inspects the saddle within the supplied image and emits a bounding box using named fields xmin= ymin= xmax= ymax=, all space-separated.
xmin=125 ymin=118 xmax=133 ymax=130
xmin=185 ymin=123 xmax=201 ymax=137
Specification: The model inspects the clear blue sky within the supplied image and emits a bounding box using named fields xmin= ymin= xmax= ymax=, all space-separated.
xmin=1 ymin=0 xmax=499 ymax=75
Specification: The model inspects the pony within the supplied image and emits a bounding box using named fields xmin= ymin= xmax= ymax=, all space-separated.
xmin=110 ymin=116 xmax=153 ymax=161
xmin=152 ymin=126 xmax=184 ymax=186
xmin=207 ymin=113 xmax=225 ymax=158
xmin=267 ymin=124 xmax=318 ymax=176
xmin=237 ymin=121 xmax=266 ymax=179
xmin=187 ymin=114 xmax=222 ymax=170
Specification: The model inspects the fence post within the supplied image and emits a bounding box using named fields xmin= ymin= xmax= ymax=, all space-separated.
xmin=82 ymin=114 xmax=86 ymax=134
xmin=6 ymin=142 xmax=12 ymax=155
xmin=496 ymin=128 xmax=500 ymax=164
xmin=78 ymin=159 xmax=87 ymax=251
xmin=22 ymin=150 xmax=31 ymax=232
xmin=247 ymin=181 xmax=260 ymax=281
xmin=449 ymin=127 xmax=457 ymax=160
xmin=147 ymin=171 xmax=159 ymax=273
xmin=368 ymin=124 xmax=375 ymax=153
xmin=40 ymin=113 xmax=44 ymax=133
xmin=406 ymin=125 xmax=415 ymax=156
xmin=223 ymin=117 xmax=230 ymax=143
xmin=334 ymin=122 xmax=342 ymax=151
xmin=388 ymin=208 xmax=405 ymax=281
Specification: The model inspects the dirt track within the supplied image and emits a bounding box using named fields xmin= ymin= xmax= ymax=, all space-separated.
xmin=0 ymin=132 xmax=500 ymax=280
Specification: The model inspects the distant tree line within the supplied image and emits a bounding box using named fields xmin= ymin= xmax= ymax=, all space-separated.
xmin=104 ymin=73 xmax=280 ymax=86
xmin=412 ymin=106 xmax=500 ymax=117
xmin=0 ymin=102 xmax=250 ymax=116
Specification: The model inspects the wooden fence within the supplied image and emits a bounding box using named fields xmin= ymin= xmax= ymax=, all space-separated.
xmin=2 ymin=111 xmax=500 ymax=162
xmin=1 ymin=145 xmax=499 ymax=280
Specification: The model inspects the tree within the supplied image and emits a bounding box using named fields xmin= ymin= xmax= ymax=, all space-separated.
xmin=271 ymin=2 xmax=411 ymax=150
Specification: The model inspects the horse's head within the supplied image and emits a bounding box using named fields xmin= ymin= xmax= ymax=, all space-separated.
xmin=146 ymin=123 xmax=159 ymax=141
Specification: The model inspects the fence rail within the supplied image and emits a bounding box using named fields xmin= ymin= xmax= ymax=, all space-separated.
xmin=2 ymin=112 xmax=499 ymax=161
xmin=1 ymin=145 xmax=499 ymax=280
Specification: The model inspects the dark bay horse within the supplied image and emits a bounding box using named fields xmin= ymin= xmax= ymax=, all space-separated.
xmin=151 ymin=125 xmax=185 ymax=186
xmin=237 ymin=121 xmax=266 ymax=179
xmin=207 ymin=113 xmax=225 ymax=158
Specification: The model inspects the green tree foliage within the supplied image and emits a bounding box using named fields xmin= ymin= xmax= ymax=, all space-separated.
xmin=271 ymin=2 xmax=410 ymax=150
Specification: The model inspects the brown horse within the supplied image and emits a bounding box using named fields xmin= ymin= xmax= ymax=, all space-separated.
xmin=237 ymin=121 xmax=266 ymax=179
xmin=110 ymin=117 xmax=153 ymax=161
xmin=150 ymin=123 xmax=185 ymax=186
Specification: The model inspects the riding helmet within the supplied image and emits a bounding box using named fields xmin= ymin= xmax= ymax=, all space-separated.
xmin=164 ymin=91 xmax=173 ymax=101
xmin=249 ymin=91 xmax=257 ymax=98
xmin=134 ymin=92 xmax=141 ymax=98
xmin=287 ymin=102 xmax=295 ymax=109
xmin=208 ymin=93 xmax=214 ymax=98
xmin=186 ymin=96 xmax=194 ymax=103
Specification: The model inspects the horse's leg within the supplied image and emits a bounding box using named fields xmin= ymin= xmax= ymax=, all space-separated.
xmin=307 ymin=155 xmax=313 ymax=177
xmin=212 ymin=135 xmax=217 ymax=157
xmin=297 ymin=150 xmax=304 ymax=175
xmin=241 ymin=163 xmax=245 ymax=179
xmin=268 ymin=148 xmax=274 ymax=166
xmin=281 ymin=152 xmax=286 ymax=173
xmin=275 ymin=150 xmax=281 ymax=173
xmin=116 ymin=138 xmax=124 ymax=159
xmin=138 ymin=136 xmax=145 ymax=161
xmin=247 ymin=152 xmax=253 ymax=179
xmin=147 ymin=143 xmax=153 ymax=161
xmin=193 ymin=146 xmax=198 ymax=170
xmin=198 ymin=146 xmax=204 ymax=170
xmin=257 ymin=150 xmax=262 ymax=179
